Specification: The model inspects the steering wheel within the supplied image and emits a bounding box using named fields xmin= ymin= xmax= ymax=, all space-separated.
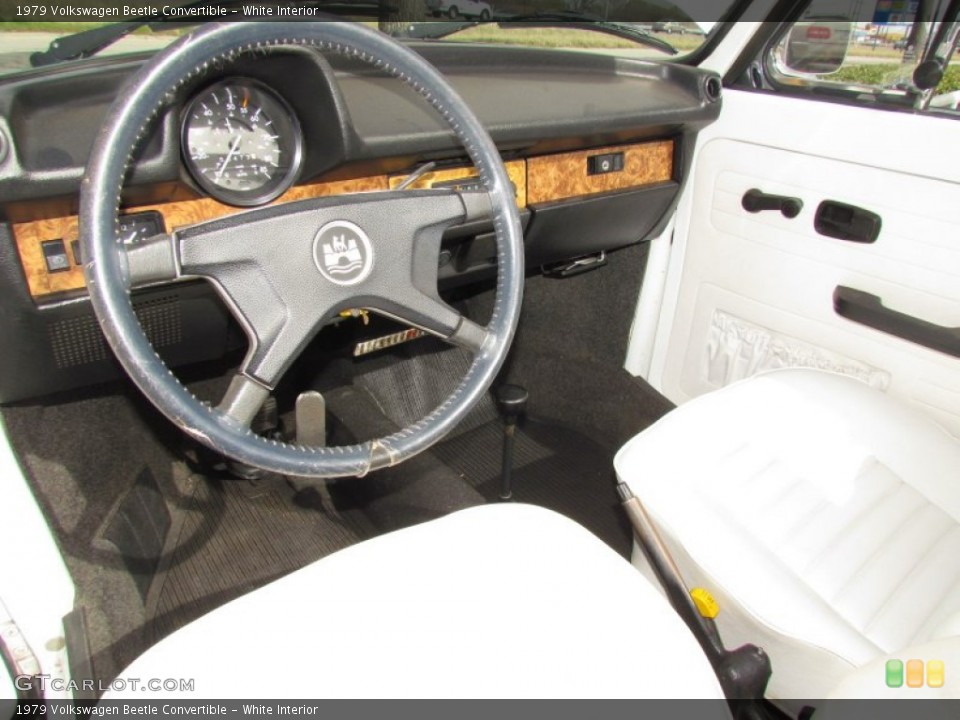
xmin=80 ymin=22 xmax=524 ymax=478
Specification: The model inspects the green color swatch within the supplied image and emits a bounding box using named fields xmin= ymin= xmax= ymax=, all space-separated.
xmin=886 ymin=659 xmax=904 ymax=688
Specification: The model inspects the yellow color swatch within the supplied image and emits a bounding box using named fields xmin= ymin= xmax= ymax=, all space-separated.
xmin=927 ymin=660 xmax=944 ymax=688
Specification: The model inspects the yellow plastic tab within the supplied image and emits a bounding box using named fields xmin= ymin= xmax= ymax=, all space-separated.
xmin=690 ymin=587 xmax=720 ymax=619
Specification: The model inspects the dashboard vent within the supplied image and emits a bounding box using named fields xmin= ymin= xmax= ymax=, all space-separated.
xmin=48 ymin=295 xmax=182 ymax=369
xmin=704 ymin=76 xmax=722 ymax=103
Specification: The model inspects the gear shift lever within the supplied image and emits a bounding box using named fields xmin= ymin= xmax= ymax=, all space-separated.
xmin=495 ymin=384 xmax=528 ymax=501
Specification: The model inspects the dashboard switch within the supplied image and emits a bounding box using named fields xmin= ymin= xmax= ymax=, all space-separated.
xmin=587 ymin=152 xmax=625 ymax=176
xmin=41 ymin=239 xmax=71 ymax=273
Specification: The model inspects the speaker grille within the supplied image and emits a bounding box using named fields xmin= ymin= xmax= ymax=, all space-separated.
xmin=49 ymin=313 xmax=108 ymax=367
xmin=135 ymin=295 xmax=183 ymax=348
xmin=49 ymin=295 xmax=182 ymax=369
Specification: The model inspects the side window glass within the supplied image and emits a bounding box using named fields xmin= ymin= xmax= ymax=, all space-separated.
xmin=766 ymin=1 xmax=960 ymax=113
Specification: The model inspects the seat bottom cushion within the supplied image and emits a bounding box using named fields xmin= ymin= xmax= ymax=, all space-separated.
xmin=615 ymin=369 xmax=960 ymax=702
xmin=112 ymin=503 xmax=725 ymax=701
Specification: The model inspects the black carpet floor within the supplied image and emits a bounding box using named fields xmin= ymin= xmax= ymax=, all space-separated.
xmin=434 ymin=418 xmax=634 ymax=558
xmin=349 ymin=333 xmax=649 ymax=561
xmin=145 ymin=473 xmax=377 ymax=644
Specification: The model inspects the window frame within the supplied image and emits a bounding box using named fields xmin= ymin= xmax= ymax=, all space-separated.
xmin=727 ymin=1 xmax=960 ymax=119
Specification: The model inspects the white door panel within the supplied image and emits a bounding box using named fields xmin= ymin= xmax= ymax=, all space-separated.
xmin=647 ymin=89 xmax=960 ymax=436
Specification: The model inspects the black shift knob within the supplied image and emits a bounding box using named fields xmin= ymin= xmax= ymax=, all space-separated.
xmin=496 ymin=384 xmax=529 ymax=422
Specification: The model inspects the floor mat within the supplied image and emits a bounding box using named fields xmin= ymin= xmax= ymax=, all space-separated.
xmin=146 ymin=473 xmax=377 ymax=644
xmin=434 ymin=418 xmax=634 ymax=558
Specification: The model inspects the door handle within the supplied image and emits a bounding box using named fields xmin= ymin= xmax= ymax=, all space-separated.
xmin=833 ymin=286 xmax=960 ymax=358
xmin=742 ymin=189 xmax=803 ymax=219
xmin=815 ymin=201 xmax=882 ymax=243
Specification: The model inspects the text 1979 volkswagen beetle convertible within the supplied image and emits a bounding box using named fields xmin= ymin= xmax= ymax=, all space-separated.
xmin=1 ymin=1 xmax=960 ymax=716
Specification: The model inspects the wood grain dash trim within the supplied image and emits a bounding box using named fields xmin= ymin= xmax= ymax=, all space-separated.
xmin=12 ymin=215 xmax=85 ymax=298
xmin=15 ymin=141 xmax=673 ymax=301
xmin=13 ymin=175 xmax=389 ymax=299
xmin=526 ymin=140 xmax=674 ymax=205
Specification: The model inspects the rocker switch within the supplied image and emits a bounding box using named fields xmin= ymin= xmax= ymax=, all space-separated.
xmin=588 ymin=152 xmax=624 ymax=176
xmin=41 ymin=239 xmax=71 ymax=273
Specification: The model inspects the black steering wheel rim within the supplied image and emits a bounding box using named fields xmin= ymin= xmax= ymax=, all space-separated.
xmin=81 ymin=21 xmax=524 ymax=478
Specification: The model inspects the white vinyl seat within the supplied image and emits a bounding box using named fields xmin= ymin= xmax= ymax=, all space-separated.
xmin=615 ymin=369 xmax=960 ymax=705
xmin=113 ymin=503 xmax=727 ymax=703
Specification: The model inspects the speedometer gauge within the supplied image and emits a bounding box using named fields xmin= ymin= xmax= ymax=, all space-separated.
xmin=181 ymin=79 xmax=303 ymax=206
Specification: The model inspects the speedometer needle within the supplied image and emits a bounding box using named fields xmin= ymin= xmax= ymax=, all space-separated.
xmin=216 ymin=135 xmax=242 ymax=181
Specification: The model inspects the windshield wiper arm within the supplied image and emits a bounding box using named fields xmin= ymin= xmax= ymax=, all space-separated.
xmin=32 ymin=21 xmax=150 ymax=67
xmin=397 ymin=11 xmax=677 ymax=55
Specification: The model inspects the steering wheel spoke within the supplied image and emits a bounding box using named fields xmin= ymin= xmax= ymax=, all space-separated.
xmin=124 ymin=232 xmax=180 ymax=287
xmin=448 ymin=316 xmax=491 ymax=353
xmin=217 ymin=373 xmax=271 ymax=429
xmin=169 ymin=188 xmax=488 ymax=386
xmin=376 ymin=293 xmax=491 ymax=354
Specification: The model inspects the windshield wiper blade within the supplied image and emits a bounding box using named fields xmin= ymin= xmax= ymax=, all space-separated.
xmin=397 ymin=20 xmax=480 ymax=39
xmin=397 ymin=11 xmax=677 ymax=55
xmin=501 ymin=12 xmax=678 ymax=55
xmin=30 ymin=0 xmax=391 ymax=67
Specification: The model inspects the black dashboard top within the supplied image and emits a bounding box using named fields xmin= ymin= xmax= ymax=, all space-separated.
xmin=0 ymin=41 xmax=720 ymax=212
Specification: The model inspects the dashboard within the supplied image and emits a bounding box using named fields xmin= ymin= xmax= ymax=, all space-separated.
xmin=0 ymin=40 xmax=722 ymax=403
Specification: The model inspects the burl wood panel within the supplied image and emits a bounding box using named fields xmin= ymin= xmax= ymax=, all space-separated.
xmin=15 ymin=143 xmax=670 ymax=300
xmin=387 ymin=160 xmax=527 ymax=209
xmin=526 ymin=140 xmax=674 ymax=205
xmin=13 ymin=175 xmax=389 ymax=299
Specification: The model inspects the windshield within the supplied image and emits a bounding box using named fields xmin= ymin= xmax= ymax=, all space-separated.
xmin=403 ymin=20 xmax=713 ymax=56
xmin=0 ymin=0 xmax=735 ymax=77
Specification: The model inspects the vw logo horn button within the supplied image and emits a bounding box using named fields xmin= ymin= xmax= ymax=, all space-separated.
xmin=312 ymin=220 xmax=374 ymax=286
